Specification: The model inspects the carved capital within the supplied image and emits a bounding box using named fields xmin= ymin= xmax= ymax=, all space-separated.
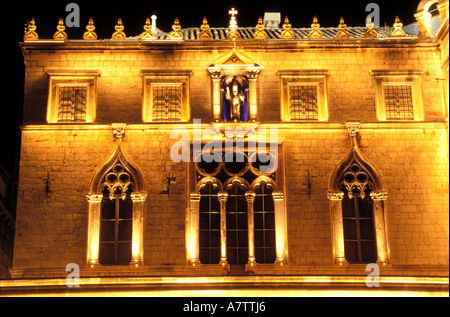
xmin=131 ymin=192 xmax=148 ymax=202
xmin=247 ymin=69 xmax=261 ymax=80
xmin=272 ymin=191 xmax=284 ymax=201
xmin=245 ymin=191 xmax=256 ymax=202
xmin=370 ymin=191 xmax=388 ymax=201
xmin=86 ymin=194 xmax=103 ymax=202
xmin=217 ymin=191 xmax=229 ymax=202
xmin=327 ymin=191 xmax=344 ymax=201
xmin=190 ymin=193 xmax=201 ymax=201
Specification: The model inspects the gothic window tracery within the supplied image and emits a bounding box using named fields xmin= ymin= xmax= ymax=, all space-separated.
xmin=194 ymin=147 xmax=279 ymax=265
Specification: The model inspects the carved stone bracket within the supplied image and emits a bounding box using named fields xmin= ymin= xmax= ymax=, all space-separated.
xmin=345 ymin=121 xmax=361 ymax=138
xmin=112 ymin=123 xmax=126 ymax=139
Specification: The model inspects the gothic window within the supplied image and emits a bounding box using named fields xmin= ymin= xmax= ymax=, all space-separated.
xmin=57 ymin=85 xmax=87 ymax=123
xmin=225 ymin=180 xmax=249 ymax=265
xmin=342 ymin=188 xmax=377 ymax=263
xmin=329 ymin=126 xmax=389 ymax=266
xmin=99 ymin=164 xmax=134 ymax=265
xmin=340 ymin=165 xmax=377 ymax=264
xmin=383 ymin=84 xmax=414 ymax=121
xmin=190 ymin=145 xmax=286 ymax=267
xmin=99 ymin=189 xmax=133 ymax=265
xmin=253 ymin=181 xmax=276 ymax=263
xmin=199 ymin=182 xmax=221 ymax=264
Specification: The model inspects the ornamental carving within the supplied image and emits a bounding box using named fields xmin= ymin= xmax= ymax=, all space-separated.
xmin=90 ymin=146 xmax=145 ymax=195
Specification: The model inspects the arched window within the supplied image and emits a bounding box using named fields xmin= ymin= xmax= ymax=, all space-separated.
xmin=341 ymin=186 xmax=377 ymax=264
xmin=328 ymin=124 xmax=389 ymax=266
xmin=253 ymin=181 xmax=276 ymax=264
xmin=225 ymin=180 xmax=249 ymax=265
xmin=99 ymin=164 xmax=134 ymax=265
xmin=199 ymin=181 xmax=221 ymax=264
xmin=87 ymin=146 xmax=146 ymax=267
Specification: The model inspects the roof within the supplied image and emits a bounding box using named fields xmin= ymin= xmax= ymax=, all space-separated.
xmin=128 ymin=26 xmax=417 ymax=40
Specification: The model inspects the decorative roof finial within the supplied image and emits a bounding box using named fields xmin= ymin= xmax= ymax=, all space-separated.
xmin=141 ymin=18 xmax=155 ymax=40
xmin=24 ymin=18 xmax=39 ymax=41
xmin=227 ymin=8 xmax=241 ymax=40
xmin=309 ymin=16 xmax=323 ymax=39
xmin=254 ymin=17 xmax=268 ymax=39
xmin=336 ymin=17 xmax=350 ymax=39
xmin=53 ymin=18 xmax=68 ymax=41
xmin=391 ymin=16 xmax=406 ymax=37
xmin=169 ymin=18 xmax=183 ymax=39
xmin=112 ymin=18 xmax=126 ymax=40
xmin=199 ymin=17 xmax=212 ymax=40
xmin=280 ymin=16 xmax=295 ymax=39
xmin=83 ymin=18 xmax=97 ymax=40
xmin=364 ymin=16 xmax=378 ymax=38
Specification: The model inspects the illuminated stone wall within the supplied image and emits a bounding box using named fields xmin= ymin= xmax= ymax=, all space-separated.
xmin=13 ymin=38 xmax=449 ymax=277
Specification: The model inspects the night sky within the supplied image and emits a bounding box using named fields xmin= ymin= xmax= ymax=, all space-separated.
xmin=3 ymin=1 xmax=419 ymax=175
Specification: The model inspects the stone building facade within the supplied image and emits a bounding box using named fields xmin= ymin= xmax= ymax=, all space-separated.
xmin=1 ymin=0 xmax=448 ymax=296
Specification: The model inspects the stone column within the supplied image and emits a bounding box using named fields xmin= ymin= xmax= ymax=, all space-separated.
xmin=327 ymin=191 xmax=348 ymax=266
xmin=245 ymin=191 xmax=256 ymax=265
xmin=86 ymin=194 xmax=103 ymax=267
xmin=210 ymin=71 xmax=222 ymax=122
xmin=370 ymin=191 xmax=389 ymax=265
xmin=130 ymin=192 xmax=147 ymax=266
xmin=272 ymin=192 xmax=287 ymax=265
xmin=247 ymin=70 xmax=260 ymax=122
xmin=218 ymin=191 xmax=229 ymax=266
xmin=188 ymin=193 xmax=201 ymax=266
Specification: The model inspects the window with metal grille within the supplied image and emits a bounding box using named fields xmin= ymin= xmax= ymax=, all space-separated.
xmin=152 ymin=84 xmax=182 ymax=122
xmin=289 ymin=85 xmax=319 ymax=121
xmin=342 ymin=192 xmax=377 ymax=264
xmin=199 ymin=183 xmax=221 ymax=264
xmin=254 ymin=182 xmax=276 ymax=264
xmin=57 ymin=86 xmax=87 ymax=123
xmin=384 ymin=85 xmax=414 ymax=121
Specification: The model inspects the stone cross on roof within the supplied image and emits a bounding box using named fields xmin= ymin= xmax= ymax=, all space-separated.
xmin=229 ymin=8 xmax=238 ymax=30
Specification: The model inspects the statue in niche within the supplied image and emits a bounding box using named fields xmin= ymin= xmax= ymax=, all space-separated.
xmin=222 ymin=76 xmax=248 ymax=122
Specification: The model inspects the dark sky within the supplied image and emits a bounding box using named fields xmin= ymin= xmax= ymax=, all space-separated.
xmin=3 ymin=1 xmax=419 ymax=175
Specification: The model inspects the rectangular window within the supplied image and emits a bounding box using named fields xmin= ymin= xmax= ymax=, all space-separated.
xmin=278 ymin=70 xmax=329 ymax=122
xmin=141 ymin=70 xmax=192 ymax=123
xmin=370 ymin=70 xmax=425 ymax=122
xmin=57 ymin=86 xmax=88 ymax=123
xmin=45 ymin=69 xmax=99 ymax=124
xmin=288 ymin=84 xmax=319 ymax=121
xmin=383 ymin=85 xmax=414 ymax=121
xmin=151 ymin=84 xmax=182 ymax=122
